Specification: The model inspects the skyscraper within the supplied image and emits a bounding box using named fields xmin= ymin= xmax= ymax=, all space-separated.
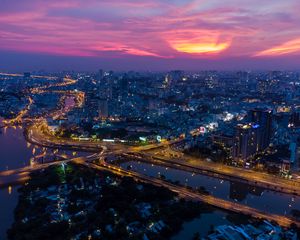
xmin=237 ymin=71 xmax=249 ymax=84
xmin=98 ymin=99 xmax=108 ymax=119
xmin=97 ymin=69 xmax=104 ymax=83
xmin=249 ymin=108 xmax=272 ymax=150
xmin=233 ymin=123 xmax=261 ymax=161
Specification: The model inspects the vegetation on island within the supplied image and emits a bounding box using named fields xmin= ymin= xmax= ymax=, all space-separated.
xmin=8 ymin=163 xmax=214 ymax=240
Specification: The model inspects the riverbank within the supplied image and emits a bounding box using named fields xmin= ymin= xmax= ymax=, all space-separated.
xmin=8 ymin=163 xmax=215 ymax=240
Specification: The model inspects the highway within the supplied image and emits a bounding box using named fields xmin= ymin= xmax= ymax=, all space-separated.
xmin=2 ymin=71 xmax=300 ymax=229
xmin=2 ymin=96 xmax=33 ymax=125
xmin=29 ymin=77 xmax=77 ymax=94
xmin=26 ymin=122 xmax=130 ymax=153
xmin=25 ymin=121 xmax=300 ymax=197
xmin=82 ymin=158 xmax=300 ymax=228
xmin=140 ymin=149 xmax=300 ymax=196
xmin=2 ymin=74 xmax=79 ymax=127
xmin=1 ymin=147 xmax=299 ymax=228
xmin=0 ymin=73 xmax=85 ymax=187
xmin=0 ymin=72 xmax=57 ymax=80
xmin=20 ymin=99 xmax=300 ymax=227
xmin=0 ymin=154 xmax=99 ymax=188
xmin=25 ymin=120 xmax=177 ymax=154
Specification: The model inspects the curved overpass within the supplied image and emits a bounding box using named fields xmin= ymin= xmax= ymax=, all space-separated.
xmin=25 ymin=121 xmax=300 ymax=197
xmin=2 ymin=71 xmax=299 ymax=229
xmin=3 ymin=123 xmax=300 ymax=228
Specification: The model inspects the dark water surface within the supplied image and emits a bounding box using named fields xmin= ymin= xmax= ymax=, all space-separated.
xmin=0 ymin=119 xmax=89 ymax=239
xmin=121 ymin=161 xmax=300 ymax=217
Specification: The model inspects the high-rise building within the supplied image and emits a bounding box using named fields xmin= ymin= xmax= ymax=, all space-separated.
xmin=257 ymin=79 xmax=279 ymax=94
xmin=289 ymin=111 xmax=300 ymax=128
xmin=164 ymin=70 xmax=185 ymax=88
xmin=97 ymin=69 xmax=114 ymax=100
xmin=237 ymin=71 xmax=249 ymax=84
xmin=98 ymin=99 xmax=108 ymax=118
xmin=257 ymin=79 xmax=268 ymax=94
xmin=249 ymin=108 xmax=272 ymax=150
xmin=97 ymin=69 xmax=104 ymax=83
xmin=84 ymin=89 xmax=98 ymax=120
xmin=233 ymin=123 xmax=261 ymax=161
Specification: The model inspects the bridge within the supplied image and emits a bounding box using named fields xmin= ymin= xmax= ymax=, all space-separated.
xmin=2 ymin=71 xmax=300 ymax=229
xmin=2 ymin=131 xmax=300 ymax=228
xmin=0 ymin=154 xmax=99 ymax=188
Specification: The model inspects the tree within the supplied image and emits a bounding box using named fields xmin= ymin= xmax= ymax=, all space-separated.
xmin=192 ymin=232 xmax=200 ymax=240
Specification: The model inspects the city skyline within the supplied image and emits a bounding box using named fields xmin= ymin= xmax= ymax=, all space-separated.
xmin=1 ymin=1 xmax=300 ymax=239
xmin=1 ymin=0 xmax=300 ymax=71
xmin=1 ymin=69 xmax=300 ymax=239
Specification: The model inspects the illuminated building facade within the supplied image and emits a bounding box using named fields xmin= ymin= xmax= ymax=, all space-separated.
xmin=249 ymin=108 xmax=272 ymax=150
xmin=233 ymin=123 xmax=261 ymax=162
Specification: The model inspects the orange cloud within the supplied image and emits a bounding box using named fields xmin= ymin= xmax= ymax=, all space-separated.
xmin=171 ymin=41 xmax=230 ymax=54
xmin=255 ymin=38 xmax=300 ymax=56
xmin=166 ymin=31 xmax=231 ymax=55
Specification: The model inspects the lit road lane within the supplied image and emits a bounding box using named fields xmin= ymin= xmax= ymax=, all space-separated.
xmin=27 ymin=123 xmax=132 ymax=153
xmin=29 ymin=77 xmax=78 ymax=94
xmin=0 ymin=72 xmax=57 ymax=80
xmin=83 ymin=160 xmax=300 ymax=228
xmin=140 ymin=151 xmax=300 ymax=196
xmin=2 ymin=96 xmax=34 ymax=125
xmin=26 ymin=120 xmax=300 ymax=196
xmin=0 ymin=154 xmax=99 ymax=187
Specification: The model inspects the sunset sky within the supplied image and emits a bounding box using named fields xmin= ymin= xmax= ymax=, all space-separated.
xmin=1 ymin=0 xmax=300 ymax=71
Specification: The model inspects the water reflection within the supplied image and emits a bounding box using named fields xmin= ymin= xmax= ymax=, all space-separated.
xmin=229 ymin=182 xmax=264 ymax=202
xmin=121 ymin=161 xmax=300 ymax=217
xmin=172 ymin=210 xmax=230 ymax=240
xmin=0 ymin=121 xmax=90 ymax=239
xmin=0 ymin=125 xmax=88 ymax=171
xmin=0 ymin=186 xmax=19 ymax=240
xmin=0 ymin=126 xmax=32 ymax=171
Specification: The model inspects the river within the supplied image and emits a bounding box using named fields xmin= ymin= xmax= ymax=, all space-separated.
xmin=172 ymin=210 xmax=230 ymax=239
xmin=120 ymin=161 xmax=300 ymax=218
xmin=2 ymin=111 xmax=298 ymax=239
xmin=0 ymin=120 xmax=30 ymax=239
xmin=0 ymin=186 xmax=19 ymax=240
xmin=0 ymin=118 xmax=88 ymax=239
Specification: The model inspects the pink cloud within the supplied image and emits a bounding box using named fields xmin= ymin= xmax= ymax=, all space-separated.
xmin=0 ymin=0 xmax=299 ymax=59
xmin=254 ymin=38 xmax=300 ymax=57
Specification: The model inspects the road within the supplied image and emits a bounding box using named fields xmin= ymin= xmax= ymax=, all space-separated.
xmin=140 ymin=149 xmax=300 ymax=196
xmin=26 ymin=122 xmax=128 ymax=152
xmin=2 ymin=147 xmax=299 ymax=227
xmin=0 ymin=154 xmax=99 ymax=188
xmin=26 ymin=121 xmax=300 ymax=197
xmin=0 ymin=72 xmax=57 ymax=80
xmin=1 ymin=74 xmax=78 ymax=127
xmin=26 ymin=120 xmax=177 ymax=154
xmin=2 ymin=71 xmax=300 ymax=228
xmin=83 ymin=158 xmax=300 ymax=228
xmin=2 ymin=96 xmax=33 ymax=125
